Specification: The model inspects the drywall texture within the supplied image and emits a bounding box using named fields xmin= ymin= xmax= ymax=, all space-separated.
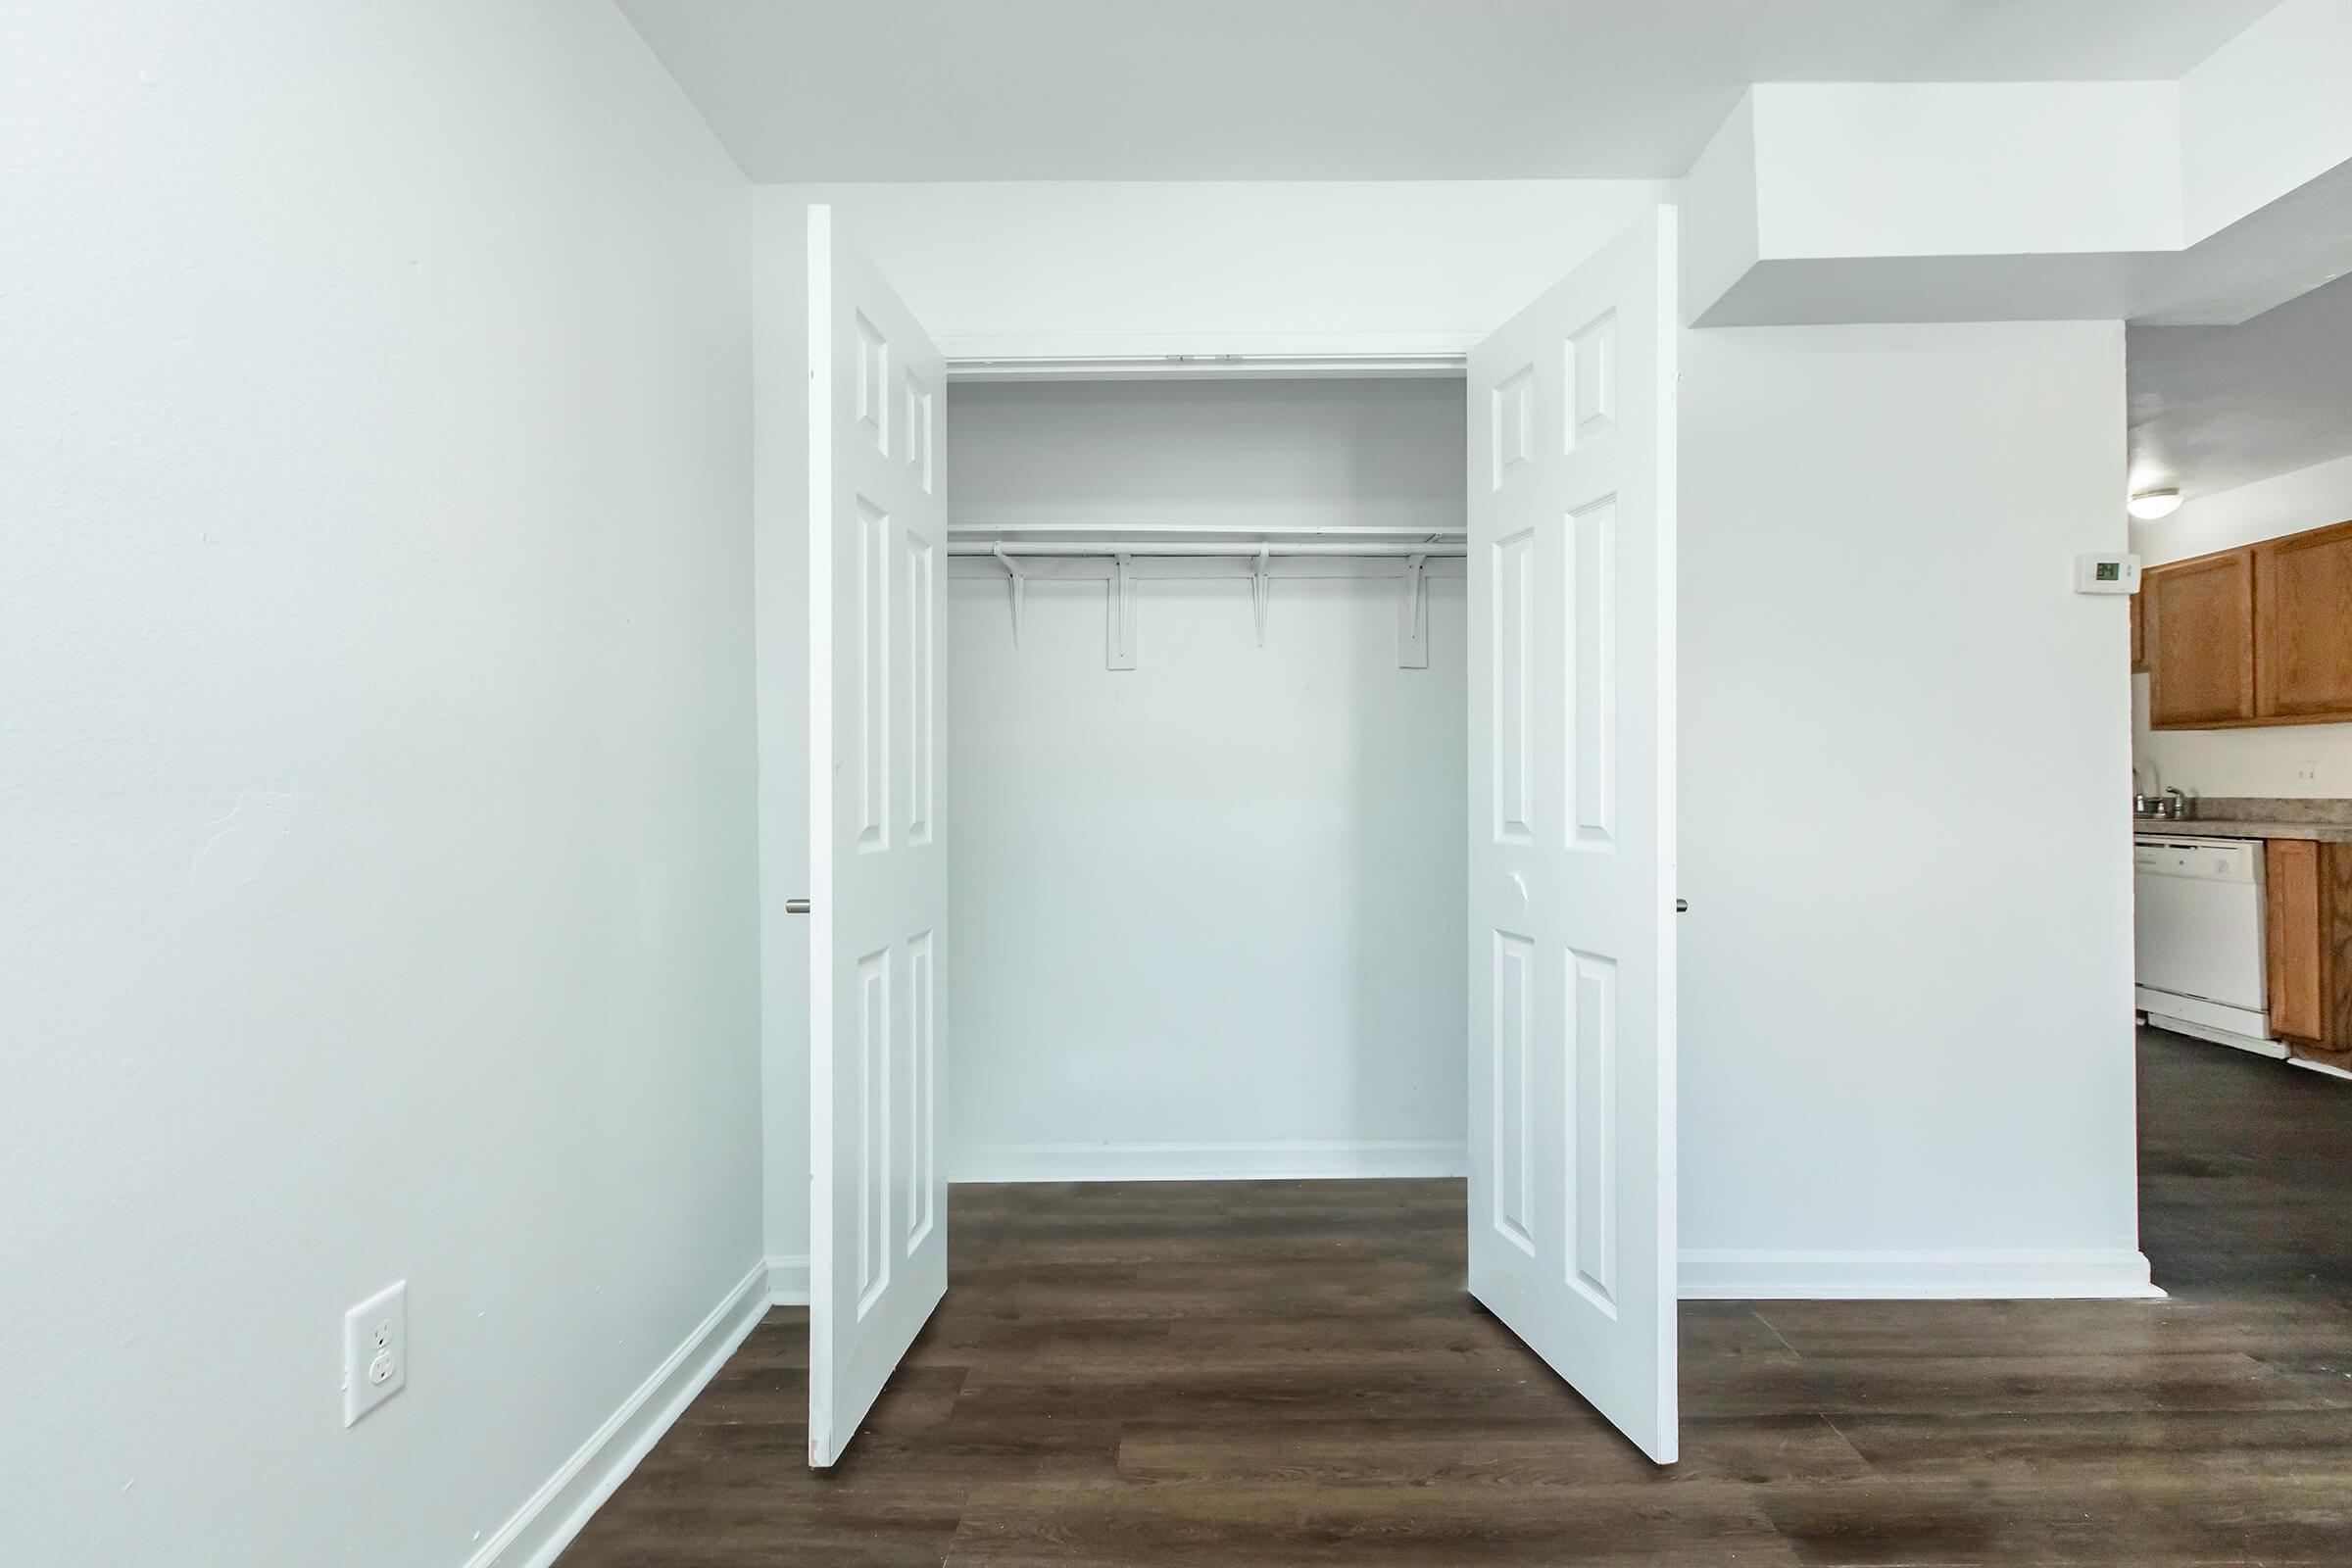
xmin=1677 ymin=322 xmax=2148 ymax=1294
xmin=945 ymin=380 xmax=1470 ymax=1178
xmin=2132 ymin=451 xmax=2352 ymax=799
xmin=1 ymin=3 xmax=759 ymax=1562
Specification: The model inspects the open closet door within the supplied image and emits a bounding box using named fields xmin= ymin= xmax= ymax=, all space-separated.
xmin=807 ymin=205 xmax=949 ymax=1469
xmin=1466 ymin=206 xmax=1679 ymax=1464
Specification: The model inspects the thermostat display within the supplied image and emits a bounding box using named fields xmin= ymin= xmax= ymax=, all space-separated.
xmin=2074 ymin=553 xmax=2142 ymax=594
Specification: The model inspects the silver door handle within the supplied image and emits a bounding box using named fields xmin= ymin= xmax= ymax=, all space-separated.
xmin=1675 ymin=899 xmax=1688 ymax=913
xmin=787 ymin=898 xmax=810 ymax=915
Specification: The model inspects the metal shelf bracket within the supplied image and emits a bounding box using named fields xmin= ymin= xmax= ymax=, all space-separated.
xmin=1397 ymin=552 xmax=1429 ymax=668
xmin=1107 ymin=553 xmax=1137 ymax=670
xmin=993 ymin=544 xmax=1030 ymax=647
xmin=1250 ymin=545 xmax=1271 ymax=647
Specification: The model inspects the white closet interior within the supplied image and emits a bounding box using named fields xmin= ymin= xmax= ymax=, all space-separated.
xmin=940 ymin=374 xmax=1474 ymax=1182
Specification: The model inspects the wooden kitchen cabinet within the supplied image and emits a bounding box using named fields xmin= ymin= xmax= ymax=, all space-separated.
xmin=2255 ymin=518 xmax=2352 ymax=718
xmin=2145 ymin=546 xmax=2257 ymax=726
xmin=2144 ymin=516 xmax=2352 ymax=730
xmin=2265 ymin=839 xmax=2327 ymax=1044
xmin=2130 ymin=589 xmax=2146 ymax=673
xmin=2253 ymin=837 xmax=2352 ymax=1070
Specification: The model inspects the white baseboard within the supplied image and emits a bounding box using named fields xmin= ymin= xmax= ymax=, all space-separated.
xmin=2289 ymin=1054 xmax=2352 ymax=1082
xmin=2138 ymin=995 xmax=2288 ymax=1058
xmin=766 ymin=1252 xmax=810 ymax=1305
xmin=1678 ymin=1248 xmax=2165 ymax=1300
xmin=468 ymin=1260 xmax=769 ymax=1568
xmin=950 ymin=1138 xmax=1469 ymax=1184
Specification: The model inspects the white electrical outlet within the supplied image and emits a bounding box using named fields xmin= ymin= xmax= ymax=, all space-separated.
xmin=2295 ymin=759 xmax=2321 ymax=784
xmin=343 ymin=1281 xmax=408 ymax=1427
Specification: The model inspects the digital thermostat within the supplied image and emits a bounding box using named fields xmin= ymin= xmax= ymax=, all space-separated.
xmin=2074 ymin=553 xmax=2142 ymax=594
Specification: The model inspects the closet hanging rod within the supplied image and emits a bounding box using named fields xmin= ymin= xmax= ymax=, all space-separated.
xmin=948 ymin=541 xmax=1466 ymax=559
xmin=947 ymin=522 xmax=1463 ymax=540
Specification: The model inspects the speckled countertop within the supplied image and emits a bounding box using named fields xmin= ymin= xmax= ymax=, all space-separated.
xmin=2132 ymin=798 xmax=2352 ymax=843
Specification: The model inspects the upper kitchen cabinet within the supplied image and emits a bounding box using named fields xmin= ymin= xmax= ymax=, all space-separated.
xmin=2255 ymin=519 xmax=2352 ymax=720
xmin=2144 ymin=518 xmax=2352 ymax=731
xmin=2145 ymin=546 xmax=2256 ymax=728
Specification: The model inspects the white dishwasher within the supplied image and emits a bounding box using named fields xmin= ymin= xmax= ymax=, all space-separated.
xmin=2133 ymin=835 xmax=2287 ymax=1057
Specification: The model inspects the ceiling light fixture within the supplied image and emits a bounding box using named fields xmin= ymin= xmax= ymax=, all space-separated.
xmin=2128 ymin=489 xmax=2182 ymax=521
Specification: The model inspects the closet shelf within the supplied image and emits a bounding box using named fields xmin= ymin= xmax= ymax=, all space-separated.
xmin=948 ymin=522 xmax=1459 ymax=539
xmin=949 ymin=540 xmax=1464 ymax=558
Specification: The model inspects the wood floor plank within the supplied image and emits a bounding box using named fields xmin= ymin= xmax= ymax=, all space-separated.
xmin=944 ymin=1477 xmax=1802 ymax=1568
xmin=1759 ymin=1471 xmax=2352 ymax=1566
xmin=1830 ymin=1406 xmax=2352 ymax=1483
xmin=1682 ymin=1348 xmax=2348 ymax=1419
xmin=1115 ymin=1411 xmax=1874 ymax=1490
xmin=1749 ymin=1294 xmax=2352 ymax=1364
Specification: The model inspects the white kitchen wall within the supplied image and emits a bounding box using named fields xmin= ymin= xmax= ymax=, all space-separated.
xmin=2131 ymin=451 xmax=2352 ymax=799
xmin=1678 ymin=321 xmax=2149 ymax=1297
xmin=945 ymin=380 xmax=1469 ymax=1179
xmin=2 ymin=4 xmax=760 ymax=1564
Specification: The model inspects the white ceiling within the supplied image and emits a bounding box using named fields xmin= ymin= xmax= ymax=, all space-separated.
xmin=2131 ymin=269 xmax=2352 ymax=501
xmin=613 ymin=0 xmax=2278 ymax=182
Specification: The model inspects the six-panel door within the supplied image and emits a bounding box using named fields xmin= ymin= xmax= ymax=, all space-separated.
xmin=1466 ymin=207 xmax=1680 ymax=1465
xmin=807 ymin=205 xmax=951 ymax=1470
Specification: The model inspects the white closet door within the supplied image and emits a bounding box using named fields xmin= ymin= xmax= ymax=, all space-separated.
xmin=807 ymin=204 xmax=949 ymax=1469
xmin=1465 ymin=206 xmax=1679 ymax=1464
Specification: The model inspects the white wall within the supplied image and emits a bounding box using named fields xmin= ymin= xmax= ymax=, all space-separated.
xmin=760 ymin=180 xmax=1673 ymax=357
xmin=1754 ymin=82 xmax=2183 ymax=260
xmin=2179 ymin=0 xmax=2352 ymax=244
xmin=945 ymin=380 xmax=1468 ymax=1179
xmin=2 ymin=4 xmax=760 ymax=1564
xmin=1681 ymin=38 xmax=2352 ymax=330
xmin=1677 ymin=321 xmax=2150 ymax=1298
xmin=2132 ymin=450 xmax=2352 ymax=799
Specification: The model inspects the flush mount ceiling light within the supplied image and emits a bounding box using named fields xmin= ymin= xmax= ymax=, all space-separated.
xmin=2129 ymin=489 xmax=2183 ymax=520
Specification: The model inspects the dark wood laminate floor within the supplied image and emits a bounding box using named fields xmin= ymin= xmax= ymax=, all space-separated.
xmin=561 ymin=1030 xmax=2352 ymax=1566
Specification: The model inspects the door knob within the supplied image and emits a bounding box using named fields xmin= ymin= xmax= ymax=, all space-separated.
xmin=1675 ymin=899 xmax=1688 ymax=913
xmin=787 ymin=898 xmax=810 ymax=915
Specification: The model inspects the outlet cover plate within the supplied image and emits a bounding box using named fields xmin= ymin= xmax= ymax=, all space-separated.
xmin=343 ymin=1281 xmax=408 ymax=1427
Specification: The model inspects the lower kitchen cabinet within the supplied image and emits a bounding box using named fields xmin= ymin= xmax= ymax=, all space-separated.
xmin=2265 ymin=840 xmax=2326 ymax=1043
xmin=2263 ymin=838 xmax=2352 ymax=1069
